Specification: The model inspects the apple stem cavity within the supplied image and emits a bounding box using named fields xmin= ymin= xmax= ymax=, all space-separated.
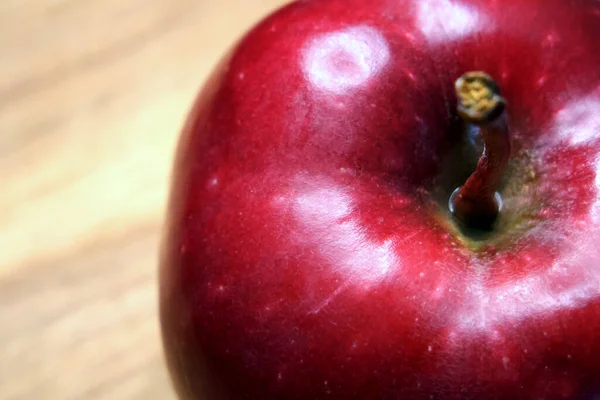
xmin=449 ymin=71 xmax=511 ymax=231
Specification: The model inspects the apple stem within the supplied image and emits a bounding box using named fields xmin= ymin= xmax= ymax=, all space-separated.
xmin=449 ymin=72 xmax=511 ymax=230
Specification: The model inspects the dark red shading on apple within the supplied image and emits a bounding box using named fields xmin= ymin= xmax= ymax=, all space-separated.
xmin=160 ymin=0 xmax=600 ymax=398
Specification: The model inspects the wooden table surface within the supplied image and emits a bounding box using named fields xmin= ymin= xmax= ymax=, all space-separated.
xmin=0 ymin=1 xmax=289 ymax=398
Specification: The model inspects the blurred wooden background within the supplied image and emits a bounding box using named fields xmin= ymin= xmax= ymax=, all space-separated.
xmin=0 ymin=1 xmax=289 ymax=398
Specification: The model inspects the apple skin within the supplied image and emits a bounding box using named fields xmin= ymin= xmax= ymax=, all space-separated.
xmin=159 ymin=0 xmax=600 ymax=398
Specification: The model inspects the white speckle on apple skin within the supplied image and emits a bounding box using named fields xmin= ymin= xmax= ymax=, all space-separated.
xmin=591 ymin=147 xmax=600 ymax=223
xmin=302 ymin=25 xmax=390 ymax=94
xmin=536 ymin=75 xmax=547 ymax=87
xmin=554 ymin=95 xmax=600 ymax=146
xmin=542 ymin=31 xmax=560 ymax=47
xmin=208 ymin=177 xmax=219 ymax=188
xmin=334 ymin=100 xmax=346 ymax=110
xmin=294 ymin=185 xmax=398 ymax=286
xmin=416 ymin=0 xmax=484 ymax=43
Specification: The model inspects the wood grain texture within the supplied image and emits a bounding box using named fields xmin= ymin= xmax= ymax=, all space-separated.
xmin=0 ymin=1 xmax=289 ymax=398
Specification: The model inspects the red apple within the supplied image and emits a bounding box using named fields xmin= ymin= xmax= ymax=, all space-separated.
xmin=159 ymin=0 xmax=600 ymax=398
